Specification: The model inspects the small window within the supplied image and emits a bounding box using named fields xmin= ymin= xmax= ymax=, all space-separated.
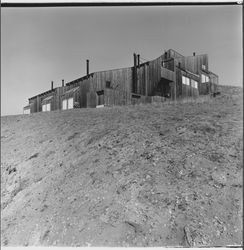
xmin=62 ymin=99 xmax=67 ymax=110
xmin=201 ymin=74 xmax=209 ymax=83
xmin=97 ymin=90 xmax=104 ymax=96
xmin=182 ymin=76 xmax=186 ymax=84
xmin=42 ymin=103 xmax=51 ymax=112
xmin=191 ymin=79 xmax=198 ymax=89
xmin=42 ymin=104 xmax=46 ymax=112
xmin=106 ymin=81 xmax=111 ymax=88
xmin=201 ymin=74 xmax=206 ymax=83
xmin=182 ymin=76 xmax=190 ymax=85
xmin=46 ymin=103 xmax=51 ymax=111
xmin=186 ymin=77 xmax=190 ymax=86
xmin=132 ymin=94 xmax=141 ymax=99
xmin=24 ymin=109 xmax=30 ymax=114
xmin=97 ymin=90 xmax=104 ymax=105
xmin=202 ymin=64 xmax=206 ymax=70
xmin=68 ymin=98 xmax=74 ymax=109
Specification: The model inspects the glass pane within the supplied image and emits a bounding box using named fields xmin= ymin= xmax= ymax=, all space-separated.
xmin=68 ymin=98 xmax=73 ymax=109
xmin=46 ymin=103 xmax=50 ymax=111
xmin=62 ymin=99 xmax=67 ymax=110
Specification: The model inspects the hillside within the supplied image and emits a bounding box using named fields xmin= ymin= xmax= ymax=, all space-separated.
xmin=1 ymin=85 xmax=243 ymax=247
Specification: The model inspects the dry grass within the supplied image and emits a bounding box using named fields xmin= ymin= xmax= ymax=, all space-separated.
xmin=1 ymin=85 xmax=243 ymax=247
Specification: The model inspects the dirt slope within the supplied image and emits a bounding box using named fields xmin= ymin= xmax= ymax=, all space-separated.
xmin=1 ymin=85 xmax=243 ymax=247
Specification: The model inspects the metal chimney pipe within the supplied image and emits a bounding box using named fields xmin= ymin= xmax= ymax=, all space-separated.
xmin=62 ymin=79 xmax=64 ymax=87
xmin=86 ymin=59 xmax=89 ymax=76
xmin=51 ymin=81 xmax=54 ymax=90
xmin=133 ymin=53 xmax=137 ymax=68
xmin=193 ymin=52 xmax=196 ymax=56
xmin=137 ymin=54 xmax=140 ymax=68
xmin=133 ymin=53 xmax=137 ymax=93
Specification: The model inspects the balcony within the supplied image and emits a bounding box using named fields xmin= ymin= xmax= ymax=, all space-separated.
xmin=161 ymin=67 xmax=175 ymax=82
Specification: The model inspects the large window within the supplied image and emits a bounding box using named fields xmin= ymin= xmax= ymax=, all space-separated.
xmin=201 ymin=74 xmax=209 ymax=83
xmin=62 ymin=98 xmax=74 ymax=110
xmin=191 ymin=79 xmax=198 ymax=89
xmin=182 ymin=76 xmax=190 ymax=86
xmin=42 ymin=103 xmax=51 ymax=112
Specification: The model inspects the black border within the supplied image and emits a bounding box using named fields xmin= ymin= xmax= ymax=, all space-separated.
xmin=1 ymin=1 xmax=241 ymax=7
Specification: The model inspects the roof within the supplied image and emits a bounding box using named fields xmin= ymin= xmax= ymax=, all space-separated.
xmin=29 ymin=88 xmax=56 ymax=100
xmin=42 ymin=95 xmax=53 ymax=102
xmin=23 ymin=105 xmax=30 ymax=109
xmin=63 ymin=86 xmax=80 ymax=95
xmin=185 ymin=69 xmax=200 ymax=78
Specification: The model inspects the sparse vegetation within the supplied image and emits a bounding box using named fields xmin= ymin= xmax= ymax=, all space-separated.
xmin=1 ymin=85 xmax=242 ymax=247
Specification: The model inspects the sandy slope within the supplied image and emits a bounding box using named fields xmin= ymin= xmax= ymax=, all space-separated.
xmin=1 ymin=85 xmax=243 ymax=247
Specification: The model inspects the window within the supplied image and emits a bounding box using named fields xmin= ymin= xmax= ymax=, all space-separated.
xmin=106 ymin=81 xmax=111 ymax=88
xmin=97 ymin=90 xmax=104 ymax=106
xmin=62 ymin=99 xmax=67 ymax=110
xmin=68 ymin=98 xmax=73 ymax=109
xmin=201 ymin=74 xmax=210 ymax=83
xmin=42 ymin=103 xmax=51 ymax=112
xmin=191 ymin=79 xmax=198 ymax=89
xmin=42 ymin=104 xmax=46 ymax=112
xmin=46 ymin=103 xmax=51 ymax=111
xmin=24 ymin=109 xmax=30 ymax=114
xmin=202 ymin=64 xmax=206 ymax=70
xmin=132 ymin=94 xmax=141 ymax=99
xmin=182 ymin=76 xmax=190 ymax=85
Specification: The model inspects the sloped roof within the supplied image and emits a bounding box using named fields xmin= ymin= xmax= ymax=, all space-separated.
xmin=63 ymin=86 xmax=80 ymax=95
xmin=42 ymin=95 xmax=53 ymax=102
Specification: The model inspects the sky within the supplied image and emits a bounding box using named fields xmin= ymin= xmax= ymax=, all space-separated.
xmin=1 ymin=5 xmax=242 ymax=116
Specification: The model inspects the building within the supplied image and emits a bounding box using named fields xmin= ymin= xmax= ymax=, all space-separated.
xmin=23 ymin=49 xmax=218 ymax=114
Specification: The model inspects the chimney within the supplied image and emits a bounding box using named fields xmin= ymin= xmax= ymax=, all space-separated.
xmin=51 ymin=81 xmax=53 ymax=90
xmin=62 ymin=79 xmax=64 ymax=87
xmin=137 ymin=54 xmax=140 ymax=68
xmin=164 ymin=51 xmax=167 ymax=59
xmin=193 ymin=52 xmax=196 ymax=56
xmin=86 ymin=59 xmax=89 ymax=76
xmin=133 ymin=53 xmax=137 ymax=93
xmin=133 ymin=53 xmax=137 ymax=68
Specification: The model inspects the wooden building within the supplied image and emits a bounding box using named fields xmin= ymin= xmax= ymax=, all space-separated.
xmin=24 ymin=49 xmax=218 ymax=113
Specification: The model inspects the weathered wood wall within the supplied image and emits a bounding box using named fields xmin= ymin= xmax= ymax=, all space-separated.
xmin=27 ymin=51 xmax=218 ymax=113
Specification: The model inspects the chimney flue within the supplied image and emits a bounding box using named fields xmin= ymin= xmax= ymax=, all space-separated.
xmin=137 ymin=54 xmax=140 ymax=68
xmin=86 ymin=59 xmax=89 ymax=76
xmin=62 ymin=79 xmax=64 ymax=87
xmin=51 ymin=81 xmax=53 ymax=90
xmin=133 ymin=53 xmax=137 ymax=68
xmin=193 ymin=52 xmax=196 ymax=56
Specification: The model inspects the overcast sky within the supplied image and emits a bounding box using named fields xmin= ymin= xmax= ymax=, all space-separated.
xmin=1 ymin=5 xmax=242 ymax=116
